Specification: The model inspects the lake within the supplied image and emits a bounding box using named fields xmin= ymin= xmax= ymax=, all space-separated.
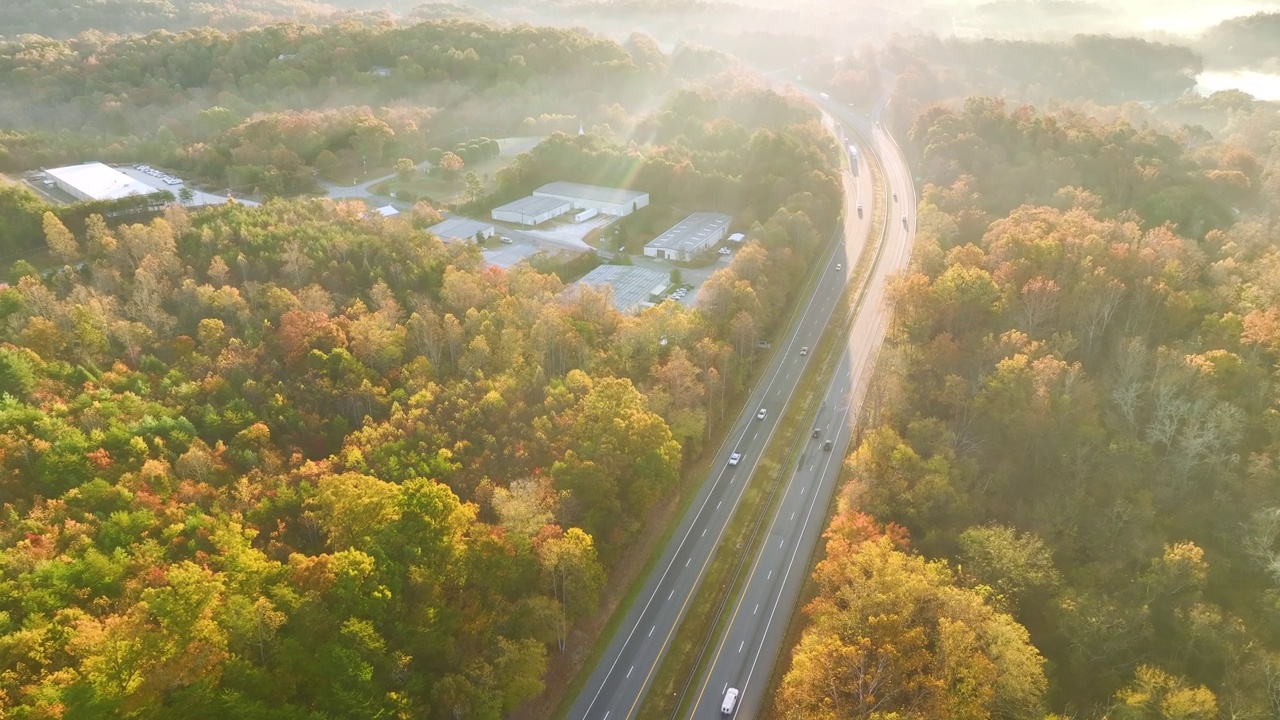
xmin=1197 ymin=70 xmax=1280 ymax=102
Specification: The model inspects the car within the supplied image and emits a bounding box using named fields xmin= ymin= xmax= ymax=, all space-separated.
xmin=892 ymin=191 xmax=898 ymax=202
xmin=728 ymin=452 xmax=741 ymax=466
xmin=800 ymin=346 xmax=808 ymax=356
xmin=835 ymin=263 xmax=842 ymax=271
xmin=812 ymin=428 xmax=821 ymax=438
xmin=856 ymin=203 xmax=863 ymax=218
xmin=721 ymin=688 xmax=739 ymax=715
xmin=823 ymin=439 xmax=833 ymax=451
xmin=718 ymin=247 xmax=731 ymax=255
xmin=499 ymin=236 xmax=513 ymax=243
xmin=902 ymin=215 xmax=908 ymax=228
xmin=756 ymin=408 xmax=767 ymax=420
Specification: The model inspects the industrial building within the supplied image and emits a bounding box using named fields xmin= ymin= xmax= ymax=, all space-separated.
xmin=643 ymin=212 xmax=733 ymax=262
xmin=491 ymin=195 xmax=571 ymax=226
xmin=427 ymin=216 xmax=496 ymax=242
xmin=533 ymin=182 xmax=649 ymax=217
xmin=569 ymin=265 xmax=669 ymax=313
xmin=45 ymin=162 xmax=161 ymax=202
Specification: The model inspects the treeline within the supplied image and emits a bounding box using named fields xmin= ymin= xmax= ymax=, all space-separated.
xmin=808 ymin=33 xmax=1204 ymax=120
xmin=0 ymin=84 xmax=840 ymax=717
xmin=0 ymin=0 xmax=345 ymax=39
xmin=908 ymin=97 xmax=1251 ymax=240
xmin=0 ymin=21 xmax=740 ymax=196
xmin=1198 ymin=12 xmax=1280 ymax=69
xmin=777 ymin=101 xmax=1280 ymax=717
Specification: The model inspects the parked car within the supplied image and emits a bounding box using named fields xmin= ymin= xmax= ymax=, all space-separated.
xmin=499 ymin=236 xmax=513 ymax=243
xmin=728 ymin=452 xmax=741 ymax=466
xmin=718 ymin=247 xmax=731 ymax=255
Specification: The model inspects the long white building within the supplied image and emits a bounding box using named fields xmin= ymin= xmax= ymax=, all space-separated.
xmin=533 ymin=181 xmax=649 ymax=217
xmin=492 ymin=195 xmax=571 ymax=226
xmin=46 ymin=162 xmax=160 ymax=202
xmin=644 ymin=212 xmax=733 ymax=262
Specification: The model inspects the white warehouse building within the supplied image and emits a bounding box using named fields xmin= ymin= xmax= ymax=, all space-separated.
xmin=427 ymin=216 xmax=496 ymax=242
xmin=45 ymin=162 xmax=160 ymax=202
xmin=491 ymin=195 xmax=571 ymax=226
xmin=644 ymin=212 xmax=733 ymax=262
xmin=533 ymin=181 xmax=649 ymax=217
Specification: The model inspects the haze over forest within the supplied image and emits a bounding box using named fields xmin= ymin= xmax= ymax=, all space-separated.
xmin=0 ymin=0 xmax=1279 ymax=718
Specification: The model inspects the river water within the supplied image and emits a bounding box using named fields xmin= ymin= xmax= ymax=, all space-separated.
xmin=1196 ymin=70 xmax=1280 ymax=102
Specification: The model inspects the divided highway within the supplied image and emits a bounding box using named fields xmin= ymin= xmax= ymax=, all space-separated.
xmin=681 ymin=98 xmax=918 ymax=720
xmin=565 ymin=117 xmax=876 ymax=720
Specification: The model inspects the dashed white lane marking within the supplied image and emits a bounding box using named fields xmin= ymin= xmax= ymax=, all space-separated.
xmin=702 ymin=529 xmax=707 ymax=537
xmin=627 ymin=666 xmax=634 ymax=678
xmin=754 ymin=604 xmax=759 ymax=615
xmin=668 ymin=589 xmax=674 ymax=600
xmin=716 ymin=500 xmax=722 ymax=510
xmin=790 ymin=512 xmax=795 ymax=521
xmin=768 ymin=570 xmax=772 ymax=580
xmin=779 ymin=539 xmax=784 ymax=548
xmin=739 ymin=640 xmax=745 ymax=653
xmin=686 ymin=557 xmax=691 ymax=567
xmin=648 ymin=626 xmax=655 ymax=637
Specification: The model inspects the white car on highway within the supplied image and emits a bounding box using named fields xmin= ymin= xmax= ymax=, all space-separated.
xmin=721 ymin=687 xmax=739 ymax=714
xmin=756 ymin=408 xmax=767 ymax=420
xmin=728 ymin=452 xmax=741 ymax=466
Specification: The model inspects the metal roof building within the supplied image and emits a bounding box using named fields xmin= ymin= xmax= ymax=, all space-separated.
xmin=569 ymin=265 xmax=670 ymax=313
xmin=427 ymin=216 xmax=496 ymax=242
xmin=643 ymin=212 xmax=733 ymax=262
xmin=492 ymin=195 xmax=571 ymax=226
xmin=533 ymin=182 xmax=649 ymax=217
xmin=45 ymin=162 xmax=160 ymax=202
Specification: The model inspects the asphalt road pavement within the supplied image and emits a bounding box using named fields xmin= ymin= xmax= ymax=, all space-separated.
xmin=565 ymin=131 xmax=875 ymax=720
xmin=682 ymin=96 xmax=919 ymax=720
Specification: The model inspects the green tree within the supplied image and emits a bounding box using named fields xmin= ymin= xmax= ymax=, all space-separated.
xmin=394 ymin=157 xmax=416 ymax=183
xmin=538 ymin=527 xmax=605 ymax=651
xmin=463 ymin=171 xmax=484 ymax=203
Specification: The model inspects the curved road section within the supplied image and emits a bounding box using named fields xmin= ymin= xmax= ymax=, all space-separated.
xmin=565 ymin=116 xmax=876 ymax=720
xmin=681 ymin=98 xmax=918 ymax=720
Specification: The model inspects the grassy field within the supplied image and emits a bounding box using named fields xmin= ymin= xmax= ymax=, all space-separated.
xmin=369 ymin=154 xmax=510 ymax=205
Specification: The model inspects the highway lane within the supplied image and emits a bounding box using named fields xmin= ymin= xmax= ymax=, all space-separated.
xmin=683 ymin=98 xmax=918 ymax=720
xmin=566 ymin=126 xmax=875 ymax=720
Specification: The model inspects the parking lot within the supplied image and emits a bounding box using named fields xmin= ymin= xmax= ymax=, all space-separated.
xmin=117 ymin=165 xmax=253 ymax=207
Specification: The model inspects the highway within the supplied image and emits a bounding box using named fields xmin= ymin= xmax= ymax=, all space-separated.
xmin=680 ymin=96 xmax=919 ymax=720
xmin=565 ymin=112 xmax=877 ymax=720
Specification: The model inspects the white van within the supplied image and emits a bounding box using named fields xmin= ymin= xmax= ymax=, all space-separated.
xmin=721 ymin=687 xmax=739 ymax=714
